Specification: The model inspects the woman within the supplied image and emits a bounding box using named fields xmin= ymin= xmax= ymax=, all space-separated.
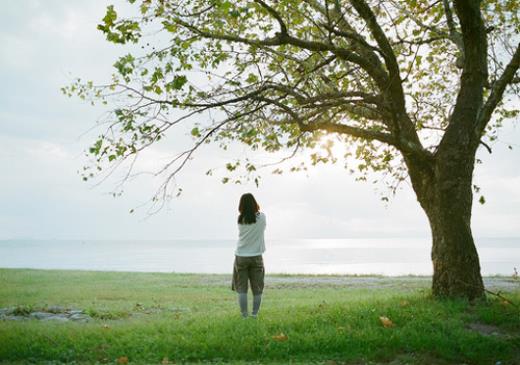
xmin=231 ymin=193 xmax=266 ymax=318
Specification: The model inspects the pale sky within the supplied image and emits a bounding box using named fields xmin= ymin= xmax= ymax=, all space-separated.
xmin=1 ymin=1 xmax=519 ymax=241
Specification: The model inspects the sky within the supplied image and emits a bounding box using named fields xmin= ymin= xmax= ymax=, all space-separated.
xmin=0 ymin=0 xmax=519 ymax=241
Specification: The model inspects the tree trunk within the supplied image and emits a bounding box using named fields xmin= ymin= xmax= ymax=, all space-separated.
xmin=406 ymin=147 xmax=485 ymax=300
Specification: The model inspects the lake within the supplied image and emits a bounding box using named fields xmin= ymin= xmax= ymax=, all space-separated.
xmin=0 ymin=238 xmax=518 ymax=276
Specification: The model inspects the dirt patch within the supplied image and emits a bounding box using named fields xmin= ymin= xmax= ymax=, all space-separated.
xmin=206 ymin=275 xmax=518 ymax=291
xmin=466 ymin=322 xmax=504 ymax=337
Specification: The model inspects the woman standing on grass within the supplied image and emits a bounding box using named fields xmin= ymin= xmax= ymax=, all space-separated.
xmin=231 ymin=193 xmax=266 ymax=318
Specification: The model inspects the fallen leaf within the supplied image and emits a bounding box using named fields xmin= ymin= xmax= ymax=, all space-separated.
xmin=379 ymin=316 xmax=394 ymax=328
xmin=272 ymin=333 xmax=288 ymax=342
xmin=117 ymin=356 xmax=129 ymax=364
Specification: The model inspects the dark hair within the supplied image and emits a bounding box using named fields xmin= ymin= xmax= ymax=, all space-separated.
xmin=238 ymin=193 xmax=260 ymax=224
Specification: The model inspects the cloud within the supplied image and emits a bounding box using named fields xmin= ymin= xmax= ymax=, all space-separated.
xmin=0 ymin=1 xmax=519 ymax=241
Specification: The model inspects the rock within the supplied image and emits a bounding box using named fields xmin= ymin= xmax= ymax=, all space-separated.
xmin=30 ymin=312 xmax=56 ymax=320
xmin=42 ymin=315 xmax=69 ymax=322
xmin=3 ymin=315 xmax=28 ymax=321
xmin=1 ymin=307 xmax=91 ymax=322
xmin=68 ymin=310 xmax=84 ymax=315
xmin=69 ymin=313 xmax=91 ymax=322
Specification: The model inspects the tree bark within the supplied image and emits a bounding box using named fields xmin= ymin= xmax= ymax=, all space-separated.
xmin=405 ymin=146 xmax=485 ymax=300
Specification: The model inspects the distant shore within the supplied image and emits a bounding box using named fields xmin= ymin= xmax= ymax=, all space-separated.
xmin=1 ymin=267 xmax=518 ymax=291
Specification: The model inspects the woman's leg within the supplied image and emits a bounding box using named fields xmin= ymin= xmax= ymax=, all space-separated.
xmin=238 ymin=292 xmax=248 ymax=318
xmin=249 ymin=255 xmax=265 ymax=317
xmin=233 ymin=256 xmax=249 ymax=317
xmin=252 ymin=293 xmax=262 ymax=317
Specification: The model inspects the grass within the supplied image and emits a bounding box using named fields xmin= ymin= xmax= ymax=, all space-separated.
xmin=0 ymin=268 xmax=519 ymax=365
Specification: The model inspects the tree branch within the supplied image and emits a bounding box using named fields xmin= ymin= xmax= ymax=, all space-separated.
xmin=301 ymin=121 xmax=397 ymax=146
xmin=253 ymin=0 xmax=287 ymax=35
xmin=438 ymin=0 xmax=488 ymax=152
xmin=442 ymin=0 xmax=464 ymax=53
xmin=255 ymin=95 xmax=396 ymax=146
xmin=479 ymin=140 xmax=492 ymax=154
xmin=321 ymin=23 xmax=381 ymax=54
xmin=476 ymin=42 xmax=520 ymax=136
xmin=174 ymin=18 xmax=390 ymax=89
xmin=302 ymin=0 xmax=389 ymax=89
xmin=348 ymin=0 xmax=428 ymax=159
xmin=349 ymin=0 xmax=400 ymax=70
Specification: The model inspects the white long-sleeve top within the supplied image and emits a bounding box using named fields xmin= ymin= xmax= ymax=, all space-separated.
xmin=235 ymin=212 xmax=266 ymax=257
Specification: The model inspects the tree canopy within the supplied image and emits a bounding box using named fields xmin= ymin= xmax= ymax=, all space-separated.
xmin=64 ymin=0 xmax=520 ymax=210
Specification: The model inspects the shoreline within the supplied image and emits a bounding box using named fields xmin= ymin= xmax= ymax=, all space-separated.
xmin=0 ymin=266 xmax=517 ymax=278
xmin=2 ymin=268 xmax=518 ymax=291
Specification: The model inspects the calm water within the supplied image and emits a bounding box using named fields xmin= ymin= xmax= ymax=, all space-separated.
xmin=0 ymin=238 xmax=518 ymax=276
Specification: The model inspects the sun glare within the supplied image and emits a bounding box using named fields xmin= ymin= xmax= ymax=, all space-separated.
xmin=317 ymin=134 xmax=348 ymax=159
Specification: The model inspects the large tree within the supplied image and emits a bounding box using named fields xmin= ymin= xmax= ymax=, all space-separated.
xmin=65 ymin=0 xmax=520 ymax=299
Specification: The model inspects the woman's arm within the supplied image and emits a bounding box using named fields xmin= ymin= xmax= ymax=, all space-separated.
xmin=260 ymin=212 xmax=266 ymax=230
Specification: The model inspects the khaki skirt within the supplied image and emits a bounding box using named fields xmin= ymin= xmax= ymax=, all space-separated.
xmin=231 ymin=255 xmax=265 ymax=295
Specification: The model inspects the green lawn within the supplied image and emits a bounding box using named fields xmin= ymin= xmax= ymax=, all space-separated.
xmin=0 ymin=269 xmax=519 ymax=365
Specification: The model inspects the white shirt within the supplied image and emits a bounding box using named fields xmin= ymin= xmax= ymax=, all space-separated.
xmin=235 ymin=212 xmax=266 ymax=257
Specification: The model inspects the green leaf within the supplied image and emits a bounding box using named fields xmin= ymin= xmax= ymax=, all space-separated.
xmin=191 ymin=127 xmax=201 ymax=137
xmin=89 ymin=139 xmax=103 ymax=156
xmin=172 ymin=75 xmax=187 ymax=90
xmin=102 ymin=5 xmax=117 ymax=27
xmin=246 ymin=73 xmax=258 ymax=83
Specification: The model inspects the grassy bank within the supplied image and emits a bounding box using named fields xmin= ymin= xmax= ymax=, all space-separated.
xmin=0 ymin=269 xmax=519 ymax=365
